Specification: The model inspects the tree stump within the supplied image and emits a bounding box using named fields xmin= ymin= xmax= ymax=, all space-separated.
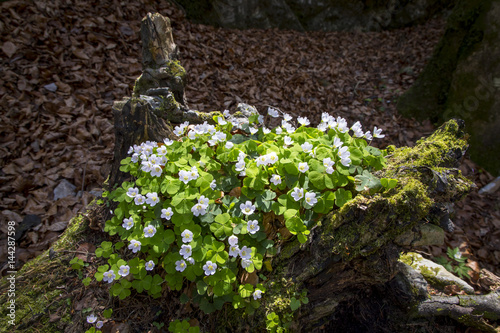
xmin=106 ymin=12 xmax=500 ymax=333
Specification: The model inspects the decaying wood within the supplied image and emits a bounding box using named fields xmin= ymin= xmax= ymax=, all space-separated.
xmin=105 ymin=12 xmax=500 ymax=332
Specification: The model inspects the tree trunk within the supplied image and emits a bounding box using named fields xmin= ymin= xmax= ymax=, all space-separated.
xmin=397 ymin=0 xmax=500 ymax=177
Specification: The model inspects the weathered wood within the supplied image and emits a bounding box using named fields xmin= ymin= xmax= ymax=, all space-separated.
xmin=106 ymin=12 xmax=499 ymax=332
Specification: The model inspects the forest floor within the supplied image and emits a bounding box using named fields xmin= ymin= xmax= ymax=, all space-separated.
xmin=1 ymin=0 xmax=499 ymax=308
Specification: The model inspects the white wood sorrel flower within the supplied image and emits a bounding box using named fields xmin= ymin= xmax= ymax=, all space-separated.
xmin=128 ymin=240 xmax=141 ymax=253
xmin=143 ymin=225 xmax=156 ymax=238
xmin=161 ymin=207 xmax=173 ymax=220
xmin=247 ymin=220 xmax=260 ymax=234
xmin=179 ymin=244 xmax=192 ymax=259
xmin=118 ymin=265 xmax=130 ymax=277
xmin=122 ymin=217 xmax=134 ymax=230
xmin=145 ymin=260 xmax=155 ymax=271
xmin=175 ymin=260 xmax=187 ymax=272
xmin=181 ymin=229 xmax=193 ymax=243
xmin=298 ymin=162 xmax=309 ymax=173
xmin=203 ymin=261 xmax=217 ymax=275
xmin=291 ymin=187 xmax=304 ymax=201
xmin=240 ymin=201 xmax=256 ymax=215
xmin=103 ymin=270 xmax=116 ymax=283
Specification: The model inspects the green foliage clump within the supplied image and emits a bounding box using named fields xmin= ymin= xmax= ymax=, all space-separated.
xmin=85 ymin=109 xmax=394 ymax=332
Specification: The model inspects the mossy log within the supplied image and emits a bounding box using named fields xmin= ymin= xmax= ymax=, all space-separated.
xmin=106 ymin=13 xmax=499 ymax=332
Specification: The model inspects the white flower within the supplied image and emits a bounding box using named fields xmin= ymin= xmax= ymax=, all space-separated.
xmin=338 ymin=146 xmax=351 ymax=167
xmin=126 ymin=187 xmax=139 ymax=198
xmin=203 ymin=261 xmax=217 ymax=276
xmin=304 ymin=192 xmax=318 ymax=207
xmin=148 ymin=154 xmax=159 ymax=165
xmin=301 ymin=142 xmax=313 ymax=153
xmin=258 ymin=115 xmax=264 ymax=124
xmin=321 ymin=112 xmax=333 ymax=123
xmin=268 ymin=107 xmax=279 ymax=118
xmin=240 ymin=201 xmax=256 ymax=215
xmin=186 ymin=257 xmax=195 ymax=265
xmin=298 ymin=162 xmax=309 ymax=173
xmin=118 ymin=265 xmax=130 ymax=277
xmin=144 ymin=225 xmax=157 ymax=238
xmin=249 ymin=127 xmax=258 ymax=135
xmin=291 ymin=187 xmax=304 ymax=201
xmin=235 ymin=160 xmax=246 ymax=172
xmin=297 ymin=116 xmax=310 ymax=126
xmin=122 ymin=217 xmax=134 ymax=230
xmin=210 ymin=180 xmax=216 ymax=190
xmin=146 ymin=192 xmax=159 ymax=206
xmin=161 ymin=207 xmax=173 ymax=220
xmin=323 ymin=157 xmax=335 ymax=169
xmin=239 ymin=170 xmax=246 ymax=177
xmin=141 ymin=160 xmax=152 ymax=172
xmin=175 ymin=260 xmax=187 ymax=272
xmin=145 ymin=260 xmax=155 ymax=271
xmin=179 ymin=170 xmax=192 ymax=184
xmin=351 ymin=121 xmax=364 ymax=138
xmin=173 ymin=125 xmax=185 ymax=136
xmin=237 ymin=151 xmax=246 ymax=161
xmin=96 ymin=321 xmax=103 ymax=329
xmin=179 ymin=245 xmax=192 ymax=259
xmin=224 ymin=235 xmax=238 ymax=248
xmin=190 ymin=166 xmax=199 ymax=181
xmin=256 ymin=155 xmax=268 ymax=167
xmin=267 ymin=152 xmax=279 ymax=165
xmin=337 ymin=117 xmax=349 ymax=133
xmin=275 ymin=127 xmax=283 ymax=134
xmin=150 ymin=164 xmax=162 ymax=177
xmin=223 ymin=109 xmax=230 ymax=117
xmin=454 ymin=252 xmax=462 ymax=260
xmin=218 ymin=117 xmax=227 ymax=125
xmin=164 ymin=138 xmax=174 ymax=146
xmin=263 ymin=127 xmax=271 ymax=134
xmin=103 ymin=270 xmax=116 ymax=283
xmin=198 ymin=195 xmax=209 ymax=207
xmin=283 ymin=113 xmax=292 ymax=122
xmin=156 ymin=145 xmax=167 ymax=155
xmin=373 ymin=126 xmax=385 ymax=138
xmin=364 ymin=131 xmax=373 ymax=140
xmin=241 ymin=258 xmax=253 ymax=269
xmin=129 ymin=240 xmax=141 ymax=253
xmin=87 ymin=314 xmax=97 ymax=324
xmin=282 ymin=121 xmax=295 ymax=133
xmin=225 ymin=141 xmax=234 ymax=149
xmin=253 ymin=289 xmax=263 ymax=300
xmin=239 ymin=246 xmax=252 ymax=260
xmin=333 ymin=137 xmax=343 ymax=148
xmin=131 ymin=153 xmax=140 ymax=163
xmin=317 ymin=122 xmax=328 ymax=132
xmin=191 ymin=203 xmax=207 ymax=216
xmin=181 ymin=229 xmax=193 ymax=243
xmin=270 ymin=174 xmax=281 ymax=186
xmin=284 ymin=136 xmax=294 ymax=146
xmin=247 ymin=220 xmax=260 ymax=234
xmin=188 ymin=130 xmax=196 ymax=140
xmin=229 ymin=244 xmax=240 ymax=257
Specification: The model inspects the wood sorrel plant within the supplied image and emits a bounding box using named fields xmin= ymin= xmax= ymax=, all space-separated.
xmin=93 ymin=107 xmax=392 ymax=323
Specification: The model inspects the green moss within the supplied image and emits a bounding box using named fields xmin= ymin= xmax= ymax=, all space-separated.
xmin=133 ymin=60 xmax=187 ymax=97
xmin=0 ymin=214 xmax=89 ymax=332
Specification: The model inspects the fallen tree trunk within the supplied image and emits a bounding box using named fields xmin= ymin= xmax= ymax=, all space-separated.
xmin=104 ymin=12 xmax=500 ymax=332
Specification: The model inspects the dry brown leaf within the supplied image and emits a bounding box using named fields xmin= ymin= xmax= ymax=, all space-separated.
xmin=2 ymin=41 xmax=17 ymax=58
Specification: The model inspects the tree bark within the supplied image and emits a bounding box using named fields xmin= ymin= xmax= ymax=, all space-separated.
xmin=397 ymin=0 xmax=500 ymax=177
